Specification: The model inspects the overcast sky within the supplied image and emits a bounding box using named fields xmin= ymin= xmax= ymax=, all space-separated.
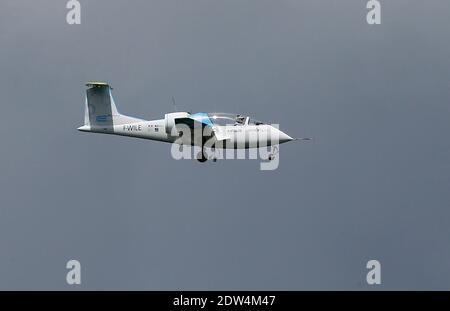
xmin=1 ymin=0 xmax=450 ymax=290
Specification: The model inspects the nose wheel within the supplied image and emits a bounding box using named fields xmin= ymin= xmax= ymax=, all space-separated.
xmin=267 ymin=146 xmax=278 ymax=161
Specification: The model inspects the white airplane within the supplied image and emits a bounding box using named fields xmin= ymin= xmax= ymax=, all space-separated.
xmin=78 ymin=82 xmax=304 ymax=162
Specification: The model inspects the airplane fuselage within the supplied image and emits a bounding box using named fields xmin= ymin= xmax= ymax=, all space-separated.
xmin=78 ymin=119 xmax=292 ymax=149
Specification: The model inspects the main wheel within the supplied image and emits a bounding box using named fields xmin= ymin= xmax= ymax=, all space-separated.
xmin=196 ymin=150 xmax=207 ymax=163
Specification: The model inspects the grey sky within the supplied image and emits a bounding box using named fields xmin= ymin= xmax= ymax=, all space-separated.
xmin=1 ymin=0 xmax=450 ymax=290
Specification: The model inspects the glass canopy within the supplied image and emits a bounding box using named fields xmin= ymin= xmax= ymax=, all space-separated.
xmin=206 ymin=113 xmax=265 ymax=126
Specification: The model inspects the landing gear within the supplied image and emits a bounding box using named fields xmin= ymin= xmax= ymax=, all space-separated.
xmin=268 ymin=146 xmax=278 ymax=161
xmin=196 ymin=150 xmax=207 ymax=162
xmin=210 ymin=144 xmax=217 ymax=162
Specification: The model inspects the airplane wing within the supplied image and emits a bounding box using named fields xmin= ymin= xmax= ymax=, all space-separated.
xmin=174 ymin=117 xmax=202 ymax=130
xmin=175 ymin=117 xmax=230 ymax=142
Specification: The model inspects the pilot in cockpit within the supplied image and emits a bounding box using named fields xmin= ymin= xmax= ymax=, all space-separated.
xmin=234 ymin=115 xmax=246 ymax=125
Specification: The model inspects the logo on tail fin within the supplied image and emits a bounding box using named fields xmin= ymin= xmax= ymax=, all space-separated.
xmin=95 ymin=115 xmax=111 ymax=123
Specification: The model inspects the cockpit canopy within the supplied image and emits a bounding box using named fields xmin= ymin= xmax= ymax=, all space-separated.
xmin=206 ymin=113 xmax=265 ymax=126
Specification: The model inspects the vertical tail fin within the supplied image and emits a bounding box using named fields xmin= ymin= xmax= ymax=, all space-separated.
xmin=84 ymin=82 xmax=117 ymax=128
xmin=78 ymin=82 xmax=143 ymax=132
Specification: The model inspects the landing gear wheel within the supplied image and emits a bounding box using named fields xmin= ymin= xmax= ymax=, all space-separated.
xmin=197 ymin=150 xmax=207 ymax=163
xmin=210 ymin=144 xmax=217 ymax=162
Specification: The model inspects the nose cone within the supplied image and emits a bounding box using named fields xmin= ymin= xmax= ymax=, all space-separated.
xmin=277 ymin=129 xmax=294 ymax=144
